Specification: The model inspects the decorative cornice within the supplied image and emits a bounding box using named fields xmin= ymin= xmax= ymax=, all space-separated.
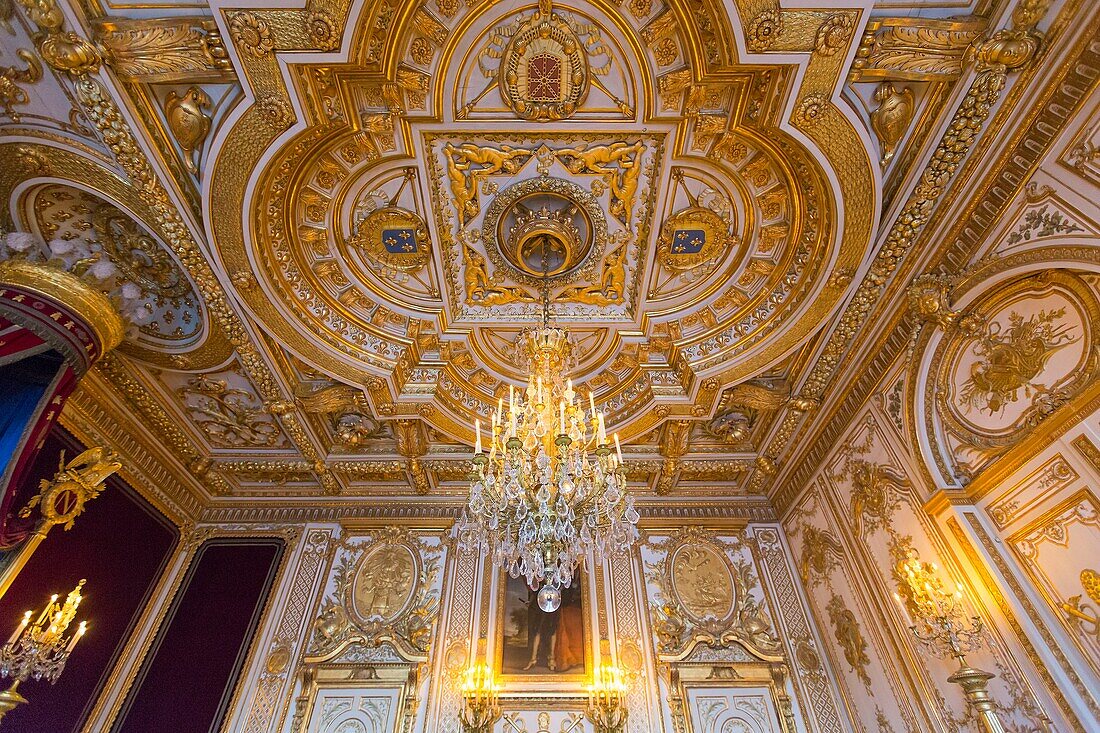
xmin=772 ymin=0 xmax=1092 ymax=515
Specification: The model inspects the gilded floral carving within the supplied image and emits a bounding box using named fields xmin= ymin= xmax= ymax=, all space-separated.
xmin=815 ymin=14 xmax=854 ymax=57
xmin=229 ymin=11 xmax=274 ymax=58
xmin=178 ymin=373 xmax=284 ymax=447
xmin=959 ymin=308 xmax=1078 ymax=416
xmin=826 ymin=595 xmax=871 ymax=687
xmin=0 ymin=49 xmax=42 ymax=121
xmin=306 ymin=11 xmax=339 ymax=51
xmin=746 ymin=9 xmax=782 ymax=52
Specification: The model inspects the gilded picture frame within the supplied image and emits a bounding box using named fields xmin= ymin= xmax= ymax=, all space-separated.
xmin=495 ymin=570 xmax=593 ymax=685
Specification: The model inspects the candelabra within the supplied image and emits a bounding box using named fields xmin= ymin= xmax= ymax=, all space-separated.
xmin=0 ymin=580 xmax=88 ymax=723
xmin=459 ymin=663 xmax=501 ymax=733
xmin=894 ymin=550 xmax=1005 ymax=733
xmin=586 ymin=665 xmax=628 ymax=733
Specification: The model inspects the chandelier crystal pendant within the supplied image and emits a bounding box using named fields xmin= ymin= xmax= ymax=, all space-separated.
xmin=456 ymin=255 xmax=639 ymax=611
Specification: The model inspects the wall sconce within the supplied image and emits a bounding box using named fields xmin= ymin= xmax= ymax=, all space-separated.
xmin=894 ymin=550 xmax=1005 ymax=733
xmin=459 ymin=663 xmax=501 ymax=733
xmin=0 ymin=579 xmax=89 ymax=723
xmin=586 ymin=665 xmax=628 ymax=733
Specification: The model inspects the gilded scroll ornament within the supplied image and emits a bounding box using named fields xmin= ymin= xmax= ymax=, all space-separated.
xmin=0 ymin=49 xmax=42 ymax=121
xmin=825 ymin=595 xmax=870 ymax=686
xmin=870 ymin=82 xmax=913 ymax=166
xmin=164 ymin=87 xmax=211 ymax=175
xmin=38 ymin=31 xmax=101 ymax=75
xmin=20 ymin=448 xmax=121 ymax=530
xmin=798 ymin=525 xmax=842 ymax=584
xmin=848 ymin=16 xmax=988 ymax=82
xmin=15 ymin=0 xmax=99 ymax=74
xmin=178 ymin=374 xmax=283 ymax=447
xmin=1060 ymin=569 xmax=1100 ymax=643
xmin=94 ymin=18 xmax=234 ymax=82
xmin=846 ymin=460 xmax=906 ymax=536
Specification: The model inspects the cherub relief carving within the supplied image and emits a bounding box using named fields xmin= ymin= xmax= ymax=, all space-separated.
xmin=556 ymin=141 xmax=643 ymax=225
xmin=443 ymin=143 xmax=532 ymax=225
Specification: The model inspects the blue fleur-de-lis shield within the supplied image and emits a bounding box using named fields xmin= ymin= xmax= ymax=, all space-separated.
xmin=382 ymin=228 xmax=417 ymax=254
xmin=671 ymin=229 xmax=706 ymax=255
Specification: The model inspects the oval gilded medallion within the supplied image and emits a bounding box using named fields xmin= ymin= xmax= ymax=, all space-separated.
xmin=349 ymin=542 xmax=418 ymax=624
xmin=670 ymin=543 xmax=735 ymax=622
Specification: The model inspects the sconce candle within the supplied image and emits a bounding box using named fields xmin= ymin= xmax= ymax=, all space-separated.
xmin=459 ymin=663 xmax=501 ymax=733
xmin=586 ymin=665 xmax=628 ymax=733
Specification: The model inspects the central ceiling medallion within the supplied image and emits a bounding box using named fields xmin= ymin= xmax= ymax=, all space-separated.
xmin=484 ymin=177 xmax=605 ymax=286
xmin=499 ymin=0 xmax=590 ymax=121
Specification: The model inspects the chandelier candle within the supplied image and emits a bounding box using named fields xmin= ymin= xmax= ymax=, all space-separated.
xmin=0 ymin=580 xmax=89 ymax=722
xmin=457 ymin=321 xmax=640 ymax=612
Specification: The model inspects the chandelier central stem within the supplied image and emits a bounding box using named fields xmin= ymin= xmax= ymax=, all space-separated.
xmin=456 ymin=251 xmax=639 ymax=611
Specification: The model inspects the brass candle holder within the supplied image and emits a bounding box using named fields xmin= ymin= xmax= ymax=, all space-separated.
xmin=0 ymin=580 xmax=89 ymax=724
xmin=586 ymin=665 xmax=628 ymax=733
xmin=894 ymin=550 xmax=1005 ymax=733
xmin=459 ymin=663 xmax=501 ymax=733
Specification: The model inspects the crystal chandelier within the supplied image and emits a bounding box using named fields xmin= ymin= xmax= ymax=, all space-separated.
xmin=456 ymin=246 xmax=640 ymax=611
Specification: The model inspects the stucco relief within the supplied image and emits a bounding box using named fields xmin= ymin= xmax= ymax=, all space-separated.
xmin=914 ymin=269 xmax=1100 ymax=484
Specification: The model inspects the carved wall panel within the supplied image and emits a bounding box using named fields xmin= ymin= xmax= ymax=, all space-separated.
xmin=786 ymin=408 xmax=1070 ymax=731
xmin=1011 ymin=489 xmax=1100 ymax=681
xmin=309 ymin=689 xmax=402 ymax=733
xmin=913 ymin=267 xmax=1100 ymax=487
xmin=638 ymin=524 xmax=843 ymax=733
xmin=685 ymin=688 xmax=784 ymax=733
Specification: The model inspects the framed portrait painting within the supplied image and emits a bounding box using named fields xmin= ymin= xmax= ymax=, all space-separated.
xmin=497 ymin=573 xmax=591 ymax=682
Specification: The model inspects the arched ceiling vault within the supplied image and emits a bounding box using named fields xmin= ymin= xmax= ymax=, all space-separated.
xmin=0 ymin=0 xmax=1085 ymax=513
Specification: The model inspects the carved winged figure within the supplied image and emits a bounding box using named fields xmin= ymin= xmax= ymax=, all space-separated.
xmin=556 ymin=141 xmax=643 ymax=224
xmin=21 ymin=447 xmax=121 ymax=530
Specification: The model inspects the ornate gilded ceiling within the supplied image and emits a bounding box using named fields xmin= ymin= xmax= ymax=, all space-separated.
xmin=0 ymin=0 xmax=1089 ymax=517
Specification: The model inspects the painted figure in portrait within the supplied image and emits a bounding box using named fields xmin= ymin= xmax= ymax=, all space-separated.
xmin=501 ymin=574 xmax=586 ymax=676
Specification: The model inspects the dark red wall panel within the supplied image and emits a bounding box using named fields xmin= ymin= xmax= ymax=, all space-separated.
xmin=112 ymin=538 xmax=284 ymax=733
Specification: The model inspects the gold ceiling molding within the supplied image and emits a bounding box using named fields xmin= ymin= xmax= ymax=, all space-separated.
xmin=775 ymin=4 xmax=1097 ymax=517
xmin=762 ymin=0 xmax=1055 ymax=505
xmin=848 ymin=15 xmax=990 ymax=83
xmin=204 ymin=0 xmax=876 ymax=460
xmin=62 ymin=371 xmax=202 ymax=524
xmin=6 ymin=0 xmax=337 ymax=492
xmin=0 ymin=146 xmax=232 ymax=369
